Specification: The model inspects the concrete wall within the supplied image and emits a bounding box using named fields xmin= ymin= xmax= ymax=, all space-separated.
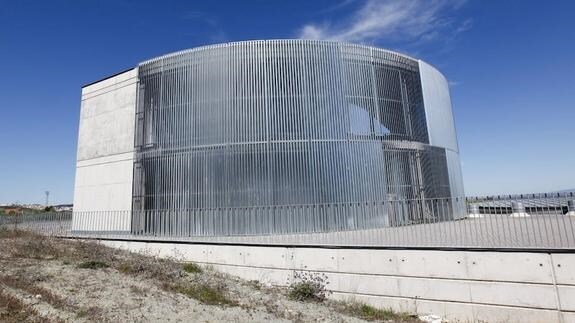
xmin=103 ymin=240 xmax=575 ymax=323
xmin=72 ymin=69 xmax=138 ymax=232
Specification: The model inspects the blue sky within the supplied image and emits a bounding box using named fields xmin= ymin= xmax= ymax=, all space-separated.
xmin=0 ymin=0 xmax=574 ymax=204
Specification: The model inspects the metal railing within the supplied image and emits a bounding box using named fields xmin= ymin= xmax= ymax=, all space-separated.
xmin=2 ymin=191 xmax=575 ymax=250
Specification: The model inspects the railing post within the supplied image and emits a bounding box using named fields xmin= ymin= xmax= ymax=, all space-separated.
xmin=510 ymin=201 xmax=530 ymax=217
xmin=567 ymin=200 xmax=575 ymax=216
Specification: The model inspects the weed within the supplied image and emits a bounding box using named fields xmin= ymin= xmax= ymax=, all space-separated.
xmin=129 ymin=285 xmax=148 ymax=296
xmin=288 ymin=271 xmax=330 ymax=302
xmin=175 ymin=283 xmax=237 ymax=306
xmin=77 ymin=260 xmax=109 ymax=269
xmin=182 ymin=262 xmax=203 ymax=274
xmin=76 ymin=306 xmax=103 ymax=319
xmin=248 ymin=280 xmax=262 ymax=290
xmin=118 ymin=262 xmax=133 ymax=273
xmin=116 ymin=253 xmax=183 ymax=282
xmin=334 ymin=301 xmax=418 ymax=322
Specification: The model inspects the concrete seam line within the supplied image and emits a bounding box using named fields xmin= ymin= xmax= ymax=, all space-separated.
xmin=76 ymin=152 xmax=135 ymax=164
xmin=82 ymin=68 xmax=136 ymax=89
xmin=81 ymin=81 xmax=139 ymax=100
xmin=202 ymin=261 xmax=557 ymax=286
xmin=549 ymin=254 xmax=565 ymax=322
xmin=330 ymin=290 xmax=566 ymax=312
xmin=60 ymin=236 xmax=575 ymax=254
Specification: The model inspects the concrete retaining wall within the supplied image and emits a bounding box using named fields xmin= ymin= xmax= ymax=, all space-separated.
xmin=101 ymin=240 xmax=575 ymax=322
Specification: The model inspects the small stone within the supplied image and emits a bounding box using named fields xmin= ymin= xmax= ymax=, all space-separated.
xmin=35 ymin=294 xmax=42 ymax=299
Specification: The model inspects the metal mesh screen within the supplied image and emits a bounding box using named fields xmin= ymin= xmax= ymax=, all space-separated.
xmin=131 ymin=40 xmax=460 ymax=235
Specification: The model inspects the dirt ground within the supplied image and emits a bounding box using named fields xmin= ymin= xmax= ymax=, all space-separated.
xmin=0 ymin=229 xmax=421 ymax=323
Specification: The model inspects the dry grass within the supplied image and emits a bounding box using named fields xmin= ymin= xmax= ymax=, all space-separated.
xmin=0 ymin=289 xmax=51 ymax=323
xmin=3 ymin=232 xmax=61 ymax=260
xmin=0 ymin=228 xmax=422 ymax=322
xmin=75 ymin=306 xmax=104 ymax=320
xmin=1 ymin=229 xmax=237 ymax=307
xmin=0 ymin=274 xmax=71 ymax=311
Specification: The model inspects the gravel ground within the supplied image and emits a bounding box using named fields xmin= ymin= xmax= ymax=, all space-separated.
xmin=0 ymin=230 xmax=419 ymax=322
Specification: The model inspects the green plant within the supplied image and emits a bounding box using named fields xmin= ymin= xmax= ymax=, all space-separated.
xmin=77 ymin=260 xmax=109 ymax=269
xmin=76 ymin=306 xmax=103 ymax=319
xmin=288 ymin=271 xmax=330 ymax=302
xmin=335 ymin=301 xmax=417 ymax=321
xmin=129 ymin=285 xmax=148 ymax=296
xmin=182 ymin=262 xmax=203 ymax=274
xmin=248 ymin=280 xmax=262 ymax=290
xmin=117 ymin=262 xmax=133 ymax=274
xmin=175 ymin=283 xmax=237 ymax=306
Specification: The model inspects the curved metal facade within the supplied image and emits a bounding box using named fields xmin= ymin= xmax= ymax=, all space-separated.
xmin=131 ymin=40 xmax=464 ymax=235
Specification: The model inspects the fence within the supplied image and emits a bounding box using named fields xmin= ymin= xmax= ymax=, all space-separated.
xmin=2 ymin=191 xmax=575 ymax=249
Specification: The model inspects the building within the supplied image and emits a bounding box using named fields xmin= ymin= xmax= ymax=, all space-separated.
xmin=1 ymin=206 xmax=23 ymax=215
xmin=72 ymin=40 xmax=464 ymax=235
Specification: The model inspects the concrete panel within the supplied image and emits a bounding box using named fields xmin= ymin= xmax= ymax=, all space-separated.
xmin=292 ymin=249 xmax=554 ymax=284
xmin=211 ymin=263 xmax=292 ymax=286
xmin=82 ymin=69 xmax=138 ymax=95
xmin=205 ymin=245 xmax=292 ymax=269
xmin=551 ymin=253 xmax=575 ymax=285
xmin=563 ymin=312 xmax=575 ymax=323
xmin=557 ymin=285 xmax=575 ymax=311
xmin=73 ymin=156 xmax=133 ymax=212
xmin=327 ymin=272 xmax=557 ymax=309
xmin=73 ymin=68 xmax=137 ymax=219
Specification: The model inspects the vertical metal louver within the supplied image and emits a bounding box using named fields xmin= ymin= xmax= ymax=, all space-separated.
xmin=131 ymin=40 xmax=460 ymax=236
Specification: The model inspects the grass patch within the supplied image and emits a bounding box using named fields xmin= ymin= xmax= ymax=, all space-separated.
xmin=129 ymin=285 xmax=148 ymax=296
xmin=248 ymin=279 xmax=262 ymax=290
xmin=2 ymin=230 xmax=239 ymax=308
xmin=76 ymin=306 xmax=103 ymax=319
xmin=117 ymin=262 xmax=134 ymax=274
xmin=335 ymin=301 xmax=418 ymax=322
xmin=182 ymin=262 xmax=203 ymax=274
xmin=77 ymin=260 xmax=109 ymax=269
xmin=175 ymin=283 xmax=237 ymax=306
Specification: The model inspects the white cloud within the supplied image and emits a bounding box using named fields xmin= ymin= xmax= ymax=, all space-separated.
xmin=298 ymin=0 xmax=469 ymax=45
